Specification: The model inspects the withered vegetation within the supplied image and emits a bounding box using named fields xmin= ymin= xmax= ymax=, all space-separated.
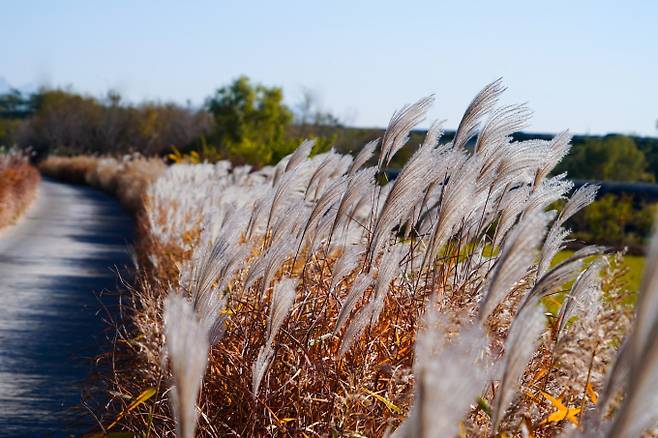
xmin=0 ymin=149 xmax=40 ymax=228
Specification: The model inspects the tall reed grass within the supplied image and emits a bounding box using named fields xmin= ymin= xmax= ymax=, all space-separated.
xmin=47 ymin=81 xmax=656 ymax=437
xmin=0 ymin=149 xmax=40 ymax=228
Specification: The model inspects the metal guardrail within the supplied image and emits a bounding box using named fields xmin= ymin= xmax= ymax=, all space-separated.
xmin=384 ymin=169 xmax=658 ymax=202
xmin=572 ymin=180 xmax=658 ymax=201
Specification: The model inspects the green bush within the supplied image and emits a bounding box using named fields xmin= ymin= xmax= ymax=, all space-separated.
xmin=569 ymin=194 xmax=655 ymax=252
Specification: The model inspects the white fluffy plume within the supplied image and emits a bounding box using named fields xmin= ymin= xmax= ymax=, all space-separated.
xmin=164 ymin=294 xmax=210 ymax=438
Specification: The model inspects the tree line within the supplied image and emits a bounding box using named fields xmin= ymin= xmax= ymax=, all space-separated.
xmin=2 ymin=75 xmax=658 ymax=182
xmin=0 ymin=76 xmax=346 ymax=166
xmin=3 ymin=75 xmax=658 ymax=251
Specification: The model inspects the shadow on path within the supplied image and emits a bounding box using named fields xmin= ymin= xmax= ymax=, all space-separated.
xmin=0 ymin=178 xmax=133 ymax=437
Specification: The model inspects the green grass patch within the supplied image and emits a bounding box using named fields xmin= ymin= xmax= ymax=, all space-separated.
xmin=542 ymin=250 xmax=645 ymax=315
xmin=553 ymin=250 xmax=645 ymax=293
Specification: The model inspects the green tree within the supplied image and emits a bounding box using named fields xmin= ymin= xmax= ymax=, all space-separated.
xmin=206 ymin=76 xmax=294 ymax=167
xmin=558 ymin=135 xmax=654 ymax=182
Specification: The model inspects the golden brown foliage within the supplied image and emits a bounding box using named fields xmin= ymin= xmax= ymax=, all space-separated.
xmin=39 ymin=155 xmax=165 ymax=212
xmin=0 ymin=151 xmax=40 ymax=228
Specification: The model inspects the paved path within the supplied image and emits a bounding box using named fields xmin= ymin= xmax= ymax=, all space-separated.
xmin=0 ymin=178 xmax=133 ymax=437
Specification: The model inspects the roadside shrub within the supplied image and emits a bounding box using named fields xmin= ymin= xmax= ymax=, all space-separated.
xmin=39 ymin=155 xmax=164 ymax=212
xmin=568 ymin=194 xmax=656 ymax=253
xmin=0 ymin=149 xmax=40 ymax=228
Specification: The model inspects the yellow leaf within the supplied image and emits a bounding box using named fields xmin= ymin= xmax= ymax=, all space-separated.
xmin=363 ymin=388 xmax=402 ymax=414
xmin=586 ymin=383 xmax=599 ymax=403
xmin=125 ymin=387 xmax=156 ymax=411
xmin=539 ymin=390 xmax=580 ymax=426
xmin=107 ymin=387 xmax=156 ymax=430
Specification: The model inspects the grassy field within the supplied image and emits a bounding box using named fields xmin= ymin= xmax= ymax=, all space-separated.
xmin=554 ymin=250 xmax=645 ymax=293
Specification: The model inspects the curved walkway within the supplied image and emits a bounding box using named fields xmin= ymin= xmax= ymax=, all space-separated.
xmin=0 ymin=178 xmax=133 ymax=437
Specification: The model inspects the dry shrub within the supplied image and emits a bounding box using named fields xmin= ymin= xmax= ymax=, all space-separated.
xmin=76 ymin=81 xmax=656 ymax=437
xmin=0 ymin=150 xmax=40 ymax=228
xmin=39 ymin=154 xmax=165 ymax=212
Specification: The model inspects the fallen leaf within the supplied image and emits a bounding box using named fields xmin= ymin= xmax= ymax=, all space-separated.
xmin=586 ymin=383 xmax=599 ymax=403
xmin=539 ymin=390 xmax=580 ymax=425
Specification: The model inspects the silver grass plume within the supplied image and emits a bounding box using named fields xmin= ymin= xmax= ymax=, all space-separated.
xmin=492 ymin=297 xmax=546 ymax=432
xmin=537 ymin=184 xmax=599 ymax=278
xmin=519 ymin=245 xmax=606 ymax=314
xmin=244 ymin=232 xmax=297 ymax=294
xmin=297 ymin=176 xmax=348 ymax=253
xmin=377 ymin=95 xmax=435 ymax=169
xmin=186 ymin=232 xmax=244 ymax=344
xmin=331 ymin=167 xmax=377 ymax=237
xmin=307 ymin=150 xmax=351 ymax=200
xmin=596 ymin=339 xmax=630 ymax=417
xmin=606 ymin=216 xmax=658 ymax=437
xmin=253 ymin=277 xmax=298 ymax=395
xmin=334 ymin=272 xmax=374 ymax=334
xmin=422 ymin=153 xmax=478 ymax=269
xmin=261 ymin=237 xmax=298 ymax=297
xmin=534 ymin=130 xmax=572 ymax=185
xmin=246 ymin=192 xmax=273 ymax=239
xmin=214 ymin=243 xmax=252 ymax=297
xmin=607 ymin=323 xmax=658 ymax=437
xmin=492 ymin=184 xmax=530 ymax=248
xmin=329 ymin=245 xmax=365 ymax=293
xmin=523 ymin=174 xmax=573 ymax=216
xmin=338 ymin=287 xmax=375 ymax=356
xmin=348 ymin=139 xmax=378 ymax=175
xmin=305 ymin=150 xmax=341 ymax=199
xmin=339 ymin=246 xmax=404 ymax=354
xmin=252 ymin=345 xmax=275 ymax=398
xmin=164 ymin=294 xmax=210 ymax=438
xmin=479 ymin=209 xmax=550 ymax=321
xmin=556 ymin=259 xmax=604 ymax=340
xmin=266 ymin=159 xmax=313 ymax=235
xmin=422 ymin=119 xmax=446 ymax=150
xmin=284 ymin=138 xmax=315 ymax=172
xmin=453 ymin=78 xmax=505 ymax=149
xmin=483 ymin=140 xmax=555 ymax=197
xmin=411 ymin=145 xmax=467 ymax=235
xmin=394 ymin=311 xmax=489 ymax=438
xmin=308 ymin=207 xmax=341 ymax=254
xmin=369 ymin=244 xmax=406 ymax=324
xmin=560 ymin=184 xmax=599 ymax=225
xmin=475 ymin=103 xmax=532 ymax=156
xmin=270 ymin=199 xmax=309 ymax=245
xmin=627 ymin=214 xmax=658 ymax=363
xmin=265 ymin=277 xmax=298 ymax=342
xmin=537 ymin=221 xmax=571 ymax=280
xmin=332 ymin=153 xmax=355 ymax=179
xmin=370 ymin=141 xmax=440 ymax=262
xmin=475 ymin=115 xmax=537 ymax=196
xmin=271 ymin=159 xmax=287 ymax=187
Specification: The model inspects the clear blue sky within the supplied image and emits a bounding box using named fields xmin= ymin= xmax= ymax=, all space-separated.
xmin=1 ymin=0 xmax=657 ymax=135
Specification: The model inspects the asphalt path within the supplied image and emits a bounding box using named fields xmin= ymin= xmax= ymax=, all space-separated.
xmin=0 ymin=178 xmax=133 ymax=437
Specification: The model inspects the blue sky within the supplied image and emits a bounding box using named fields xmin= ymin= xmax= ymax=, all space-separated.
xmin=1 ymin=0 xmax=657 ymax=135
